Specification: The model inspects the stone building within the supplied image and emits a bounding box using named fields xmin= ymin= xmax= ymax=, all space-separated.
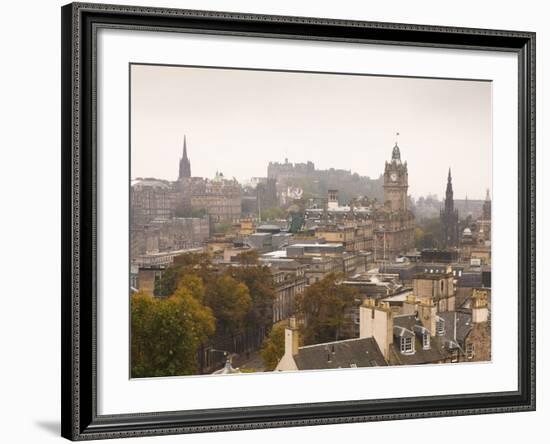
xmin=180 ymin=174 xmax=242 ymax=223
xmin=268 ymin=158 xmax=384 ymax=204
xmin=477 ymin=189 xmax=492 ymax=244
xmin=304 ymin=189 xmax=373 ymax=224
xmin=275 ymin=317 xmax=387 ymax=371
xmin=413 ymin=266 xmax=456 ymax=312
xmin=150 ymin=216 xmax=210 ymax=251
xmin=463 ymin=288 xmax=491 ymax=362
xmin=359 ymin=297 xmax=453 ymax=366
xmin=314 ymin=220 xmax=373 ymax=253
xmin=440 ymin=168 xmax=460 ymax=247
xmin=256 ymin=177 xmax=278 ymax=213
xmin=130 ymin=216 xmax=209 ymax=260
xmin=271 ymin=265 xmax=307 ymax=323
xmin=131 ymin=178 xmax=176 ymax=225
xmin=373 ymin=142 xmax=415 ymax=260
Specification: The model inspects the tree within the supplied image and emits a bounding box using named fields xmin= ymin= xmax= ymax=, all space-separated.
xmin=260 ymin=321 xmax=287 ymax=371
xmin=235 ymin=250 xmax=260 ymax=266
xmin=260 ymin=207 xmax=285 ymax=221
xmin=416 ymin=217 xmax=444 ymax=249
xmin=154 ymin=252 xmax=211 ymax=297
xmin=296 ymin=273 xmax=359 ymax=344
xmin=229 ymin=264 xmax=276 ymax=331
xmin=131 ymin=286 xmax=215 ymax=378
xmin=414 ymin=227 xmax=424 ymax=246
xmin=204 ymin=274 xmax=252 ymax=335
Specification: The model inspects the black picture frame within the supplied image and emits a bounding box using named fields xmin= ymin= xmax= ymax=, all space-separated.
xmin=61 ymin=2 xmax=536 ymax=440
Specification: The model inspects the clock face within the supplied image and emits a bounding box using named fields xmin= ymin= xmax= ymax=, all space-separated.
xmin=390 ymin=172 xmax=398 ymax=182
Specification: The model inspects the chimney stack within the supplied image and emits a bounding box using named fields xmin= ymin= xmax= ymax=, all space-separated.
xmin=359 ymin=298 xmax=393 ymax=361
xmin=418 ymin=297 xmax=437 ymax=336
xmin=327 ymin=189 xmax=339 ymax=210
xmin=472 ymin=289 xmax=489 ymax=323
xmin=285 ymin=316 xmax=300 ymax=356
xmin=403 ymin=293 xmax=418 ymax=315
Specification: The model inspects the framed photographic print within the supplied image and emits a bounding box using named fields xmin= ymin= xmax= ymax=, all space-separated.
xmin=61 ymin=2 xmax=536 ymax=440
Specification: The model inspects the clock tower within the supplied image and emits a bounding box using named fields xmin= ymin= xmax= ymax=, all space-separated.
xmin=383 ymin=142 xmax=409 ymax=212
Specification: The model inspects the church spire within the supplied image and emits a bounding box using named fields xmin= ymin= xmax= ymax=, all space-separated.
xmin=441 ymin=167 xmax=459 ymax=247
xmin=446 ymin=168 xmax=453 ymax=196
xmin=445 ymin=168 xmax=454 ymax=213
xmin=178 ymin=135 xmax=191 ymax=180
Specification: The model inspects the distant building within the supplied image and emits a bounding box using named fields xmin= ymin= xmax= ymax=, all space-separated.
xmin=482 ymin=189 xmax=492 ymax=221
xmin=314 ymin=220 xmax=373 ymax=253
xmin=181 ymin=173 xmax=242 ymax=223
xmin=178 ymin=135 xmax=191 ymax=180
xmin=256 ymin=177 xmax=278 ymax=212
xmin=413 ymin=266 xmax=456 ymax=312
xmin=271 ymin=265 xmax=306 ymax=323
xmin=373 ymin=142 xmax=415 ymax=260
xmin=440 ymin=168 xmax=460 ymax=247
xmin=131 ymin=178 xmax=176 ymax=225
xmin=268 ymin=158 xmax=384 ymax=204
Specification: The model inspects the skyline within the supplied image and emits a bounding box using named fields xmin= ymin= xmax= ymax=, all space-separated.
xmin=131 ymin=64 xmax=492 ymax=200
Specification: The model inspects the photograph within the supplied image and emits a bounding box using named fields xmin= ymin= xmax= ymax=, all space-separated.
xmin=129 ymin=63 xmax=493 ymax=378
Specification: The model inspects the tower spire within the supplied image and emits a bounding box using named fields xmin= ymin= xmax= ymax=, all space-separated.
xmin=178 ymin=135 xmax=191 ymax=180
xmin=391 ymin=133 xmax=401 ymax=163
xmin=441 ymin=167 xmax=459 ymax=247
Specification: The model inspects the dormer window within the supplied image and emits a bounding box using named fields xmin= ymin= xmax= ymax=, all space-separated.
xmin=422 ymin=332 xmax=431 ymax=350
xmin=466 ymin=343 xmax=475 ymax=360
xmin=400 ymin=336 xmax=415 ymax=355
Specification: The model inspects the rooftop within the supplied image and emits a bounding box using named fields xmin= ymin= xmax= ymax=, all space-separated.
xmin=294 ymin=337 xmax=387 ymax=370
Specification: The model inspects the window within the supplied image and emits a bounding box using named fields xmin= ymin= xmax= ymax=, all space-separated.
xmin=400 ymin=336 xmax=414 ymax=354
xmin=422 ymin=333 xmax=430 ymax=350
xmin=466 ymin=343 xmax=475 ymax=359
xmin=437 ymin=318 xmax=446 ymax=336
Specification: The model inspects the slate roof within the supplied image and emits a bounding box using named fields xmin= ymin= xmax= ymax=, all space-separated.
xmin=294 ymin=337 xmax=388 ymax=370
xmin=438 ymin=311 xmax=473 ymax=345
xmin=390 ymin=335 xmax=449 ymax=365
xmin=391 ymin=314 xmax=449 ymax=365
xmin=393 ymin=314 xmax=417 ymax=331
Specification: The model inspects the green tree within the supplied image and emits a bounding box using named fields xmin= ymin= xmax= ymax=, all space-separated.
xmin=154 ymin=253 xmax=211 ymax=297
xmin=260 ymin=207 xmax=285 ymax=221
xmin=260 ymin=321 xmax=287 ymax=371
xmin=416 ymin=217 xmax=443 ymax=249
xmin=414 ymin=227 xmax=424 ymax=247
xmin=235 ymin=250 xmax=260 ymax=265
xmin=296 ymin=273 xmax=359 ymax=344
xmin=204 ymin=274 xmax=252 ymax=335
xmin=131 ymin=286 xmax=215 ymax=378
xmin=229 ymin=263 xmax=276 ymax=331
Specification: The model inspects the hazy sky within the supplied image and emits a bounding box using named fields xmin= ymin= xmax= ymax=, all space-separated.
xmin=131 ymin=64 xmax=492 ymax=200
